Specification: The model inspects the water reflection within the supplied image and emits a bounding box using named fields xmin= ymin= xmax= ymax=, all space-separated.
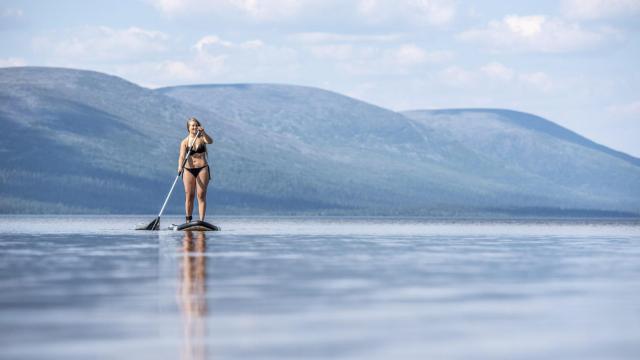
xmin=178 ymin=231 xmax=208 ymax=360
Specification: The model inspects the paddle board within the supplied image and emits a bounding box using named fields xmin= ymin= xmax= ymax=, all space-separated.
xmin=174 ymin=220 xmax=220 ymax=231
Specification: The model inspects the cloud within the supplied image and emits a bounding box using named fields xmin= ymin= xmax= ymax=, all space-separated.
xmin=113 ymin=59 xmax=219 ymax=87
xmin=407 ymin=0 xmax=456 ymax=25
xmin=183 ymin=35 xmax=298 ymax=82
xmin=458 ymin=14 xmax=611 ymax=53
xmin=294 ymin=31 xmax=452 ymax=75
xmin=483 ymin=62 xmax=554 ymax=92
xmin=160 ymin=60 xmax=203 ymax=80
xmin=194 ymin=35 xmax=234 ymax=51
xmin=0 ymin=57 xmax=27 ymax=67
xmin=357 ymin=0 xmax=456 ymax=26
xmin=194 ymin=35 xmax=265 ymax=52
xmin=294 ymin=31 xmax=453 ymax=76
xmin=562 ymin=0 xmax=640 ymax=20
xmin=306 ymin=40 xmax=452 ymax=76
xmin=392 ymin=44 xmax=453 ymax=66
xmin=228 ymin=0 xmax=304 ymax=19
xmin=148 ymin=0 xmax=456 ymax=26
xmin=393 ymin=44 xmax=429 ymax=66
xmin=34 ymin=33 xmax=298 ymax=87
xmin=290 ymin=32 xmax=402 ymax=44
xmin=111 ymin=56 xmax=226 ymax=88
xmin=147 ymin=0 xmax=185 ymax=14
xmin=33 ymin=26 xmax=170 ymax=62
xmin=481 ymin=62 xmax=514 ymax=81
xmin=438 ymin=66 xmax=476 ymax=87
xmin=148 ymin=0 xmax=306 ymax=20
xmin=439 ymin=62 xmax=554 ymax=92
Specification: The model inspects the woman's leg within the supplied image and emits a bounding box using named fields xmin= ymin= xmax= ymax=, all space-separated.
xmin=183 ymin=170 xmax=197 ymax=221
xmin=195 ymin=166 xmax=210 ymax=221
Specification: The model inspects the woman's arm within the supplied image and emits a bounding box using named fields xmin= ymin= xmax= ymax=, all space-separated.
xmin=198 ymin=127 xmax=214 ymax=144
xmin=178 ymin=139 xmax=186 ymax=173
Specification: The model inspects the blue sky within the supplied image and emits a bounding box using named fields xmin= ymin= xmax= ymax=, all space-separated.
xmin=2 ymin=0 xmax=639 ymax=156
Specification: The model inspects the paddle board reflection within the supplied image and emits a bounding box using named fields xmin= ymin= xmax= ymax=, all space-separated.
xmin=178 ymin=230 xmax=208 ymax=360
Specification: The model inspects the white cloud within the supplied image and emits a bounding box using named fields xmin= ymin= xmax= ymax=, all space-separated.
xmin=504 ymin=14 xmax=545 ymax=37
xmin=291 ymin=31 xmax=454 ymax=75
xmin=391 ymin=44 xmax=452 ymax=66
xmin=161 ymin=60 xmax=202 ymax=80
xmin=357 ymin=0 xmax=456 ymax=26
xmin=438 ymin=62 xmax=554 ymax=92
xmin=228 ymin=0 xmax=303 ymax=19
xmin=114 ymin=59 xmax=218 ymax=87
xmin=148 ymin=0 xmax=186 ymax=14
xmin=562 ymin=0 xmax=640 ymax=20
xmin=481 ymin=62 xmax=514 ymax=81
xmin=438 ymin=66 xmax=476 ymax=87
xmin=393 ymin=44 xmax=428 ymax=66
xmin=0 ymin=57 xmax=27 ymax=67
xmin=194 ymin=35 xmax=264 ymax=52
xmin=194 ymin=35 xmax=233 ymax=51
xmin=34 ymin=26 xmax=170 ymax=62
xmin=357 ymin=0 xmax=377 ymax=16
xmin=187 ymin=35 xmax=299 ymax=82
xmin=408 ymin=0 xmax=456 ymax=25
xmin=306 ymin=40 xmax=451 ymax=76
xmin=148 ymin=0 xmax=306 ymax=20
xmin=290 ymin=32 xmax=402 ymax=44
xmin=148 ymin=0 xmax=456 ymax=25
xmin=458 ymin=15 xmax=610 ymax=52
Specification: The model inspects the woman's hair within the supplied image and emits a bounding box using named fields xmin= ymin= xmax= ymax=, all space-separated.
xmin=186 ymin=117 xmax=207 ymax=154
xmin=186 ymin=117 xmax=201 ymax=131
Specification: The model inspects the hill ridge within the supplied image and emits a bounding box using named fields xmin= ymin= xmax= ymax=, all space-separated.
xmin=403 ymin=108 xmax=640 ymax=167
xmin=1 ymin=67 xmax=638 ymax=215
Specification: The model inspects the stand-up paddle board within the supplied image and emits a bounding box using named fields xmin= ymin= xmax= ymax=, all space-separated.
xmin=174 ymin=221 xmax=220 ymax=231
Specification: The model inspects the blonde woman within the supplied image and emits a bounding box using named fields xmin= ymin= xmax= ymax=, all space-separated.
xmin=178 ymin=118 xmax=213 ymax=223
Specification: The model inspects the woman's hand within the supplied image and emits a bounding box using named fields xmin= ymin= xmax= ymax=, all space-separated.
xmin=178 ymin=166 xmax=183 ymax=174
xmin=197 ymin=126 xmax=205 ymax=135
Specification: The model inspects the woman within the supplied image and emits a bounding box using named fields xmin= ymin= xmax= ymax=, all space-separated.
xmin=178 ymin=117 xmax=213 ymax=223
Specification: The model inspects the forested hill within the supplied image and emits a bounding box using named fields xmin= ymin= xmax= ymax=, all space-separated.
xmin=1 ymin=67 xmax=638 ymax=216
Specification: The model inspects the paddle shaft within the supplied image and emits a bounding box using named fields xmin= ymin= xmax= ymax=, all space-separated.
xmin=156 ymin=130 xmax=201 ymax=218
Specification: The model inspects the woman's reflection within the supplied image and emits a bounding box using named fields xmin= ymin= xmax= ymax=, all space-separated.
xmin=178 ymin=230 xmax=207 ymax=360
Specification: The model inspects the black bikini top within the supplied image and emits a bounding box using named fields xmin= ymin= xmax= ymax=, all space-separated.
xmin=189 ymin=145 xmax=206 ymax=154
xmin=187 ymin=138 xmax=207 ymax=154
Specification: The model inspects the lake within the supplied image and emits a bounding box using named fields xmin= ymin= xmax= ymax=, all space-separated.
xmin=0 ymin=216 xmax=639 ymax=359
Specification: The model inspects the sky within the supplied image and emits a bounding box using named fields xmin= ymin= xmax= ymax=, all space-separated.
xmin=1 ymin=0 xmax=639 ymax=156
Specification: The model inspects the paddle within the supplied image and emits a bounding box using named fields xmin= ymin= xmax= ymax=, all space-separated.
xmin=137 ymin=130 xmax=201 ymax=230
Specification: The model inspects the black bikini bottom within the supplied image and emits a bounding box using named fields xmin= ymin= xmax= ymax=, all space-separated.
xmin=183 ymin=165 xmax=210 ymax=178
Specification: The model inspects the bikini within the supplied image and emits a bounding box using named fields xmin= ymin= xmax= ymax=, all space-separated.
xmin=183 ymin=145 xmax=210 ymax=177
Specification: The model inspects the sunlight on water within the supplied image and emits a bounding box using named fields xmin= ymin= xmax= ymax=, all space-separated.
xmin=0 ymin=216 xmax=639 ymax=359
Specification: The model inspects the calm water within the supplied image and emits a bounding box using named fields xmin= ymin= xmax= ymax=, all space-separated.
xmin=0 ymin=216 xmax=639 ymax=359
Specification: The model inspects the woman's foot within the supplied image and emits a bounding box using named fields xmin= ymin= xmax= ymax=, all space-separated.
xmin=185 ymin=215 xmax=192 ymax=223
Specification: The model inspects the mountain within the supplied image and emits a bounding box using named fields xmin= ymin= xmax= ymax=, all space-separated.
xmin=403 ymin=109 xmax=640 ymax=213
xmin=0 ymin=66 xmax=638 ymax=216
xmin=0 ymin=67 xmax=334 ymax=214
xmin=159 ymin=84 xmax=640 ymax=216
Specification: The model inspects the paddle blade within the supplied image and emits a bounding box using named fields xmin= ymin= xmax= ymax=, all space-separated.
xmin=136 ymin=217 xmax=160 ymax=230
